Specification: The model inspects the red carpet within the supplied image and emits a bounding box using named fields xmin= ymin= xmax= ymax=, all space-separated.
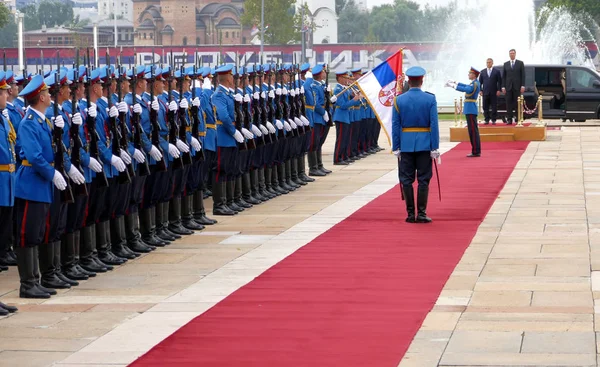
xmin=130 ymin=141 xmax=528 ymax=367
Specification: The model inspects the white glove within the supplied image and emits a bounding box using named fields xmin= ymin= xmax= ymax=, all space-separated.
xmin=190 ymin=137 xmax=201 ymax=151
xmin=266 ymin=121 xmax=276 ymax=134
xmin=289 ymin=119 xmax=297 ymax=129
xmin=251 ymin=124 xmax=262 ymax=137
xmin=233 ymin=130 xmax=244 ymax=143
xmin=133 ymin=148 xmax=145 ymax=163
xmin=67 ymin=165 xmax=85 ymax=185
xmin=87 ymin=103 xmax=97 ymax=118
xmin=241 ymin=128 xmax=254 ymax=139
xmin=260 ymin=91 xmax=266 ymax=99
xmin=243 ymin=94 xmax=251 ymax=103
xmin=259 ymin=125 xmax=268 ymax=135
xmin=109 ymin=106 xmax=118 ymax=118
xmin=393 ymin=150 xmax=401 ymax=157
xmin=444 ymin=80 xmax=456 ymax=88
xmin=430 ymin=149 xmax=440 ymax=160
xmin=300 ymin=116 xmax=310 ymax=126
xmin=52 ymin=115 xmax=65 ymax=129
xmin=283 ymin=121 xmax=292 ymax=132
xmin=168 ymin=143 xmax=180 ymax=158
xmin=117 ymin=101 xmax=128 ymax=113
xmin=323 ymin=112 xmax=330 ymax=123
xmin=275 ymin=120 xmax=284 ymax=130
xmin=282 ymin=87 xmax=288 ymax=95
xmin=234 ymin=93 xmax=243 ymax=103
xmin=133 ymin=103 xmax=142 ymax=114
xmin=192 ymin=97 xmax=200 ymax=107
xmin=202 ymin=78 xmax=212 ymax=90
xmin=120 ymin=149 xmax=132 ymax=164
xmin=179 ymin=99 xmax=189 ymax=109
xmin=151 ymin=98 xmax=160 ymax=111
xmin=290 ymin=89 xmax=296 ymax=97
xmin=110 ymin=155 xmax=126 ymax=172
xmin=294 ymin=117 xmax=303 ymax=128
xmin=330 ymin=95 xmax=338 ymax=103
xmin=276 ymin=88 xmax=282 ymax=96
xmin=305 ymin=71 xmax=313 ymax=79
xmin=176 ymin=139 xmax=190 ymax=153
xmin=253 ymin=92 xmax=260 ymax=100
xmin=268 ymin=90 xmax=275 ymax=99
xmin=168 ymin=100 xmax=178 ymax=111
xmin=52 ymin=170 xmax=67 ymax=190
xmin=72 ymin=113 xmax=82 ymax=126
xmin=300 ymin=86 xmax=305 ymax=94
xmin=327 ymin=85 xmax=332 ymax=92
xmin=1 ymin=109 xmax=7 ymax=120
xmin=295 ymin=88 xmax=300 ymax=95
xmin=87 ymin=157 xmax=103 ymax=173
xmin=149 ymin=145 xmax=163 ymax=161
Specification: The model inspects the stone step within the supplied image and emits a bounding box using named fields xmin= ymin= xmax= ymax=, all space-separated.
xmin=480 ymin=133 xmax=515 ymax=142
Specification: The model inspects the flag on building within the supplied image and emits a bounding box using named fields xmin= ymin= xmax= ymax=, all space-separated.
xmin=251 ymin=25 xmax=259 ymax=36
xmin=355 ymin=49 xmax=403 ymax=147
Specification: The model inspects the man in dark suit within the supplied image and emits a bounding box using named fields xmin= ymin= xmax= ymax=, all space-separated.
xmin=502 ymin=49 xmax=525 ymax=124
xmin=479 ymin=58 xmax=502 ymax=124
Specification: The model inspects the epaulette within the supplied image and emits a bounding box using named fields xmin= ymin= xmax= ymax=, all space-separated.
xmin=425 ymin=91 xmax=435 ymax=96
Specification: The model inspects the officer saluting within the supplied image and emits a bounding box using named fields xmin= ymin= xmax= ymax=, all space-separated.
xmin=446 ymin=67 xmax=481 ymax=157
xmin=392 ymin=66 xmax=439 ymax=224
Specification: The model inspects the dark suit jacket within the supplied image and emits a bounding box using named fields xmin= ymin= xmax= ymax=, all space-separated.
xmin=502 ymin=59 xmax=525 ymax=91
xmin=479 ymin=67 xmax=502 ymax=95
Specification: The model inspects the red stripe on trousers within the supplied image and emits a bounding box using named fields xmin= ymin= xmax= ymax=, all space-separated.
xmin=43 ymin=209 xmax=51 ymax=244
xmin=20 ymin=201 xmax=29 ymax=248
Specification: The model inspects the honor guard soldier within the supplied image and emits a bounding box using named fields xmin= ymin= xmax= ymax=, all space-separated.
xmin=201 ymin=67 xmax=217 ymax=199
xmin=304 ymin=64 xmax=330 ymax=176
xmin=332 ymin=70 xmax=360 ymax=165
xmin=392 ymin=66 xmax=440 ymax=224
xmin=296 ymin=63 xmax=315 ymax=183
xmin=446 ymin=67 xmax=481 ymax=157
xmin=0 ymin=71 xmax=18 ymax=313
xmin=14 ymin=75 xmax=68 ymax=298
xmin=211 ymin=64 xmax=245 ymax=215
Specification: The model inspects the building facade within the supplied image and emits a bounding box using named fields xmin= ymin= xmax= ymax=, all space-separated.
xmin=98 ymin=0 xmax=134 ymax=22
xmin=296 ymin=0 xmax=337 ymax=45
xmin=133 ymin=0 xmax=251 ymax=46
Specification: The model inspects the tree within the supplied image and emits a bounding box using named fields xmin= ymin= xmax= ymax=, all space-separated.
xmin=0 ymin=18 xmax=17 ymax=47
xmin=0 ymin=3 xmax=10 ymax=29
xmin=336 ymin=0 xmax=347 ymax=14
xmin=338 ymin=0 xmax=369 ymax=42
xmin=22 ymin=0 xmax=75 ymax=31
xmin=545 ymin=0 xmax=600 ymax=24
xmin=241 ymin=0 xmax=299 ymax=44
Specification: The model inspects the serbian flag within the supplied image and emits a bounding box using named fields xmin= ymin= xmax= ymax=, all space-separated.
xmin=251 ymin=25 xmax=259 ymax=36
xmin=355 ymin=49 xmax=403 ymax=147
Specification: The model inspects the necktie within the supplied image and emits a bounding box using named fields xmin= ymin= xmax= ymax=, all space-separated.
xmin=488 ymin=69 xmax=491 ymax=77
xmin=511 ymin=61 xmax=514 ymax=69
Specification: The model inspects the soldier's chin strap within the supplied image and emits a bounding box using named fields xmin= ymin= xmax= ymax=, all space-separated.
xmin=433 ymin=158 xmax=441 ymax=201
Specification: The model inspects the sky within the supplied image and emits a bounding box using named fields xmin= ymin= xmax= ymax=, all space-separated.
xmin=367 ymin=0 xmax=454 ymax=8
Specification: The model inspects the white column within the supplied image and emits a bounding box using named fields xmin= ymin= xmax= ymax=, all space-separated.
xmin=93 ymin=22 xmax=99 ymax=67
xmin=113 ymin=0 xmax=118 ymax=47
xmin=17 ymin=12 xmax=24 ymax=72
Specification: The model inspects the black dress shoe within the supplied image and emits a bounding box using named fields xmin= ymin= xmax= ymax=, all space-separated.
xmin=128 ymin=240 xmax=153 ymax=253
xmin=98 ymin=252 xmax=127 ymax=266
xmin=112 ymin=246 xmax=137 ymax=260
xmin=466 ymin=154 xmax=481 ymax=157
xmin=76 ymin=264 xmax=96 ymax=277
xmin=157 ymin=230 xmax=176 ymax=242
xmin=64 ymin=266 xmax=90 ymax=280
xmin=416 ymin=215 xmax=432 ymax=223
xmin=80 ymin=259 xmax=107 ymax=273
xmin=168 ymin=224 xmax=194 ymax=236
xmin=20 ymin=286 xmax=50 ymax=299
xmin=56 ymin=272 xmax=79 ymax=287
xmin=182 ymin=219 xmax=204 ymax=231
xmin=0 ymin=302 xmax=18 ymax=313
xmin=244 ymin=195 xmax=262 ymax=205
xmin=194 ymin=215 xmax=218 ymax=225
xmin=163 ymin=228 xmax=182 ymax=239
xmin=334 ymin=161 xmax=349 ymax=166
xmin=0 ymin=264 xmax=8 ymax=271
xmin=0 ymin=254 xmax=17 ymax=266
xmin=0 ymin=307 xmax=8 ymax=316
xmin=300 ymin=174 xmax=315 ymax=182
xmin=143 ymin=235 xmax=168 ymax=247
xmin=236 ymin=198 xmax=253 ymax=209
xmin=309 ymin=169 xmax=326 ymax=177
xmin=41 ymin=275 xmax=71 ymax=290
xmin=293 ymin=177 xmax=307 ymax=186
xmin=228 ymin=202 xmax=244 ymax=212
xmin=36 ymin=283 xmax=58 ymax=295
xmin=319 ymin=167 xmax=332 ymax=174
xmin=213 ymin=206 xmax=236 ymax=216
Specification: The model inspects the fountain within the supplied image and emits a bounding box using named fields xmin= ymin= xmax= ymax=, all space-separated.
xmin=420 ymin=0 xmax=600 ymax=106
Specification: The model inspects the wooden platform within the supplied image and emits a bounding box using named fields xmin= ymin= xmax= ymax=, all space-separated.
xmin=449 ymin=123 xmax=547 ymax=142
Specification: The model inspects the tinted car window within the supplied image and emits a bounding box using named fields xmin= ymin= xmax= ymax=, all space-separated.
xmin=569 ymin=68 xmax=596 ymax=88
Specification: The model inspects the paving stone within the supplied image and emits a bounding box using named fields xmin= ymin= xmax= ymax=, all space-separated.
xmin=443 ymin=330 xmax=522 ymax=354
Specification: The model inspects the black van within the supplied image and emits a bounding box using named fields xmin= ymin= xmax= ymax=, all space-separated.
xmin=494 ymin=64 xmax=600 ymax=122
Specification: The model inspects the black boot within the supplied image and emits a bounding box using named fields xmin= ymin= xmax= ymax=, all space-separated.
xmin=278 ymin=163 xmax=295 ymax=191
xmin=168 ymin=197 xmax=195 ymax=235
xmin=97 ymin=221 xmax=127 ymax=266
xmin=308 ymin=151 xmax=325 ymax=176
xmin=243 ymin=172 xmax=261 ymax=204
xmin=285 ymin=159 xmax=301 ymax=188
xmin=54 ymin=240 xmax=78 ymax=287
xmin=193 ymin=190 xmax=217 ymax=225
xmin=235 ymin=176 xmax=252 ymax=208
xmin=291 ymin=158 xmax=306 ymax=186
xmin=182 ymin=195 xmax=204 ymax=231
xmin=317 ymin=148 xmax=331 ymax=174
xmin=73 ymin=230 xmax=96 ymax=277
xmin=272 ymin=165 xmax=288 ymax=195
xmin=227 ymin=180 xmax=244 ymax=212
xmin=16 ymin=247 xmax=50 ymax=299
xmin=162 ymin=201 xmax=182 ymax=239
xmin=416 ymin=186 xmax=432 ymax=223
xmin=264 ymin=167 xmax=279 ymax=197
xmin=156 ymin=203 xmax=176 ymax=242
xmin=62 ymin=232 xmax=89 ymax=280
xmin=33 ymin=246 xmax=57 ymax=295
xmin=258 ymin=167 xmax=274 ymax=199
xmin=80 ymin=225 xmax=108 ymax=273
xmin=403 ymin=185 xmax=416 ymax=223
xmin=213 ymin=181 xmax=236 ymax=216
xmin=39 ymin=242 xmax=71 ymax=289
xmin=250 ymin=170 xmax=267 ymax=202
xmin=126 ymin=211 xmax=154 ymax=253
xmin=298 ymin=154 xmax=315 ymax=182
xmin=140 ymin=208 xmax=168 ymax=247
xmin=111 ymin=217 xmax=138 ymax=259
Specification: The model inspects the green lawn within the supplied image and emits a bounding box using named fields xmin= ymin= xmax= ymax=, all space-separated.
xmin=438 ymin=113 xmax=485 ymax=120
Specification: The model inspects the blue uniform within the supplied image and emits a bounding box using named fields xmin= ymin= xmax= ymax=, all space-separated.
xmin=94 ymin=97 xmax=116 ymax=177
xmin=0 ymin=115 xmax=15 ymax=207
xmin=202 ymin=87 xmax=217 ymax=152
xmin=212 ymin=85 xmax=237 ymax=148
xmin=392 ymin=88 xmax=439 ymax=153
xmin=15 ymin=109 xmax=56 ymax=203
xmin=456 ymin=80 xmax=481 ymax=115
xmin=303 ymin=77 xmax=315 ymax=126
